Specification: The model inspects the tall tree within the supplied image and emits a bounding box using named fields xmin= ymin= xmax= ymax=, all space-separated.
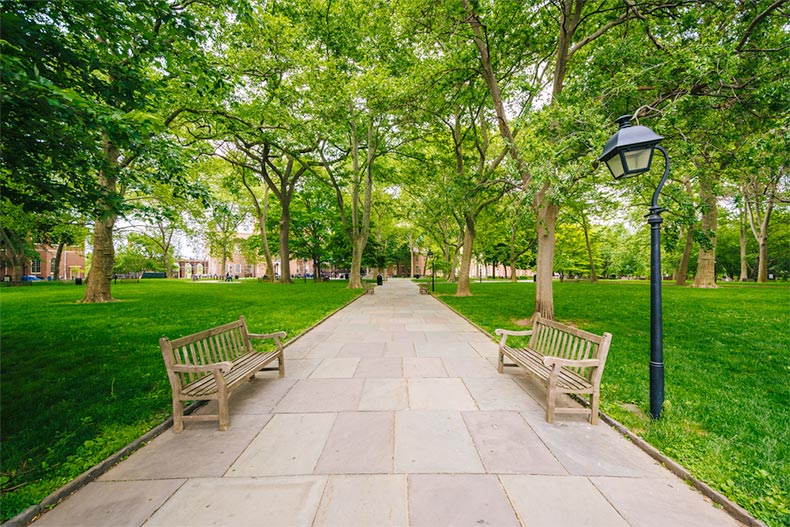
xmin=2 ymin=0 xmax=222 ymax=302
xmin=460 ymin=0 xmax=651 ymax=318
xmin=743 ymin=135 xmax=787 ymax=282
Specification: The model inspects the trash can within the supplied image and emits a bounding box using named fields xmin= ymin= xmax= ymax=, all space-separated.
xmin=376 ymin=274 xmax=383 ymax=286
xmin=75 ymin=278 xmax=83 ymax=285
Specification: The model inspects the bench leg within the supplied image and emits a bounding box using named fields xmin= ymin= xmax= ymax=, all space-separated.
xmin=278 ymin=353 xmax=285 ymax=378
xmin=172 ymin=398 xmax=184 ymax=433
xmin=589 ymin=392 xmax=599 ymax=425
xmin=546 ymin=378 xmax=557 ymax=424
xmin=497 ymin=350 xmax=504 ymax=374
xmin=218 ymin=395 xmax=230 ymax=431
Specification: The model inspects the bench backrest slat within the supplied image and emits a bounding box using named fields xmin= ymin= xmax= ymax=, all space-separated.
xmin=528 ymin=314 xmax=609 ymax=381
xmin=160 ymin=316 xmax=254 ymax=389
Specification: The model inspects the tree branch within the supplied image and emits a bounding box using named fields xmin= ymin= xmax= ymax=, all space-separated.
xmin=736 ymin=0 xmax=787 ymax=52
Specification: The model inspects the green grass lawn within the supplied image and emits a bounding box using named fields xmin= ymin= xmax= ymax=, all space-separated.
xmin=434 ymin=279 xmax=789 ymax=527
xmin=0 ymin=279 xmax=362 ymax=521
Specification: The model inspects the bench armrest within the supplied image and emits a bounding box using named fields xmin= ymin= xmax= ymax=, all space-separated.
xmin=494 ymin=328 xmax=532 ymax=347
xmin=172 ymin=362 xmax=233 ymax=374
xmin=494 ymin=328 xmax=533 ymax=337
xmin=249 ymin=331 xmax=287 ymax=341
xmin=542 ymin=357 xmax=600 ymax=368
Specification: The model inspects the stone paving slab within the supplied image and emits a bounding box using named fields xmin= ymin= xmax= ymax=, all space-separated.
xmin=308 ymin=357 xmax=360 ymax=378
xmin=336 ymin=340 xmax=387 ymax=357
xmin=145 ymin=476 xmax=326 ymax=527
xmin=442 ymin=356 xmax=501 ymax=377
xmin=407 ymin=378 xmax=478 ymax=410
xmin=313 ymin=475 xmax=408 ymax=527
xmin=358 ymin=377 xmax=409 ymax=410
xmin=409 ymin=474 xmax=521 ymax=527
xmin=282 ymin=358 xmax=321 ymax=378
xmin=402 ymin=356 xmax=448 ymax=377
xmin=501 ymin=475 xmax=631 ymax=527
xmin=227 ymin=413 xmax=335 ymax=476
xmin=273 ymin=378 xmax=365 ymax=413
xmin=394 ymin=410 xmax=484 ymax=473
xmin=415 ymin=340 xmax=480 ymax=358
xmin=526 ymin=417 xmax=671 ymax=478
xmin=463 ymin=376 xmax=546 ymax=412
xmin=462 ymin=411 xmax=567 ymax=475
xmin=28 ymin=278 xmax=749 ymax=527
xmin=314 ymin=412 xmax=394 ymax=474
xmin=31 ymin=480 xmax=185 ymax=527
xmin=591 ymin=477 xmax=742 ymax=527
xmin=99 ymin=414 xmax=272 ymax=481
xmin=353 ymin=357 xmax=404 ymax=378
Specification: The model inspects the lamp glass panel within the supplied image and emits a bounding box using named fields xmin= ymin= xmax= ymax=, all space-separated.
xmin=605 ymin=153 xmax=625 ymax=179
xmin=623 ymin=147 xmax=653 ymax=173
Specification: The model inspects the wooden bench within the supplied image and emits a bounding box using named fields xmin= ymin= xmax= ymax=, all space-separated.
xmin=363 ymin=283 xmax=375 ymax=295
xmin=159 ymin=316 xmax=286 ymax=432
xmin=418 ymin=283 xmax=430 ymax=294
xmin=495 ymin=314 xmax=612 ymax=424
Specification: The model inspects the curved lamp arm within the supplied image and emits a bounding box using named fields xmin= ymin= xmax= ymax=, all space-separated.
xmin=651 ymin=146 xmax=671 ymax=211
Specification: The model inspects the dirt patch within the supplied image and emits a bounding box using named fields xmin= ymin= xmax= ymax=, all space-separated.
xmin=620 ymin=403 xmax=647 ymax=419
xmin=513 ymin=318 xmax=532 ymax=326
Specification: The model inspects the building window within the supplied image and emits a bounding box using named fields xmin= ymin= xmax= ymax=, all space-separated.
xmin=31 ymin=259 xmax=41 ymax=274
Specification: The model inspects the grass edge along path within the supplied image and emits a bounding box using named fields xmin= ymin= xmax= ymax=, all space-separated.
xmin=431 ymin=279 xmax=789 ymax=527
xmin=0 ymin=279 xmax=363 ymax=522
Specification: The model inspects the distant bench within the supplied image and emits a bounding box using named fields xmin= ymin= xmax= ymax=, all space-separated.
xmin=495 ymin=314 xmax=612 ymax=425
xmin=159 ymin=316 xmax=286 ymax=432
xmin=418 ymin=283 xmax=430 ymax=295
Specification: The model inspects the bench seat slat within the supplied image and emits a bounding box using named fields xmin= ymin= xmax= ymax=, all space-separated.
xmin=181 ymin=350 xmax=280 ymax=398
xmin=502 ymin=346 xmax=592 ymax=392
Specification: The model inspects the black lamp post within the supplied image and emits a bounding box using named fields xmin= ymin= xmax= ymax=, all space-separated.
xmin=427 ymin=249 xmax=435 ymax=292
xmin=599 ymin=115 xmax=670 ymax=420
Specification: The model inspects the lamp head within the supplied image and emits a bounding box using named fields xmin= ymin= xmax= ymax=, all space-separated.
xmin=599 ymin=115 xmax=664 ymax=179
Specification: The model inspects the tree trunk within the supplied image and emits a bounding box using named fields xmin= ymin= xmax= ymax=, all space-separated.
xmin=754 ymin=196 xmax=775 ymax=283
xmin=456 ymin=217 xmax=475 ymax=297
xmin=157 ymin=222 xmax=174 ymax=278
xmin=745 ymin=174 xmax=778 ymax=283
xmin=509 ymin=221 xmax=518 ymax=282
xmin=532 ymin=203 xmax=560 ymax=317
xmin=82 ymin=139 xmax=119 ymax=303
xmin=757 ymin=240 xmax=769 ymax=282
xmin=278 ymin=202 xmax=291 ymax=283
xmin=347 ymin=121 xmax=374 ymax=290
xmin=242 ymin=164 xmax=275 ymax=282
xmin=580 ymin=213 xmax=597 ymax=282
xmin=739 ymin=203 xmax=749 ymax=281
xmin=0 ymin=227 xmax=26 ymax=281
xmin=409 ymin=243 xmax=415 ymax=279
xmin=693 ymin=177 xmax=718 ymax=288
xmin=260 ymin=188 xmax=275 ymax=281
xmin=675 ymin=227 xmax=694 ymax=285
xmin=534 ymin=184 xmax=559 ymax=320
xmin=447 ymin=245 xmax=458 ymax=282
xmin=52 ymin=242 xmax=65 ymax=281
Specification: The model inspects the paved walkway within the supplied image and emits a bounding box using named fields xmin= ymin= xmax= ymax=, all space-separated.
xmin=33 ymin=278 xmax=741 ymax=527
